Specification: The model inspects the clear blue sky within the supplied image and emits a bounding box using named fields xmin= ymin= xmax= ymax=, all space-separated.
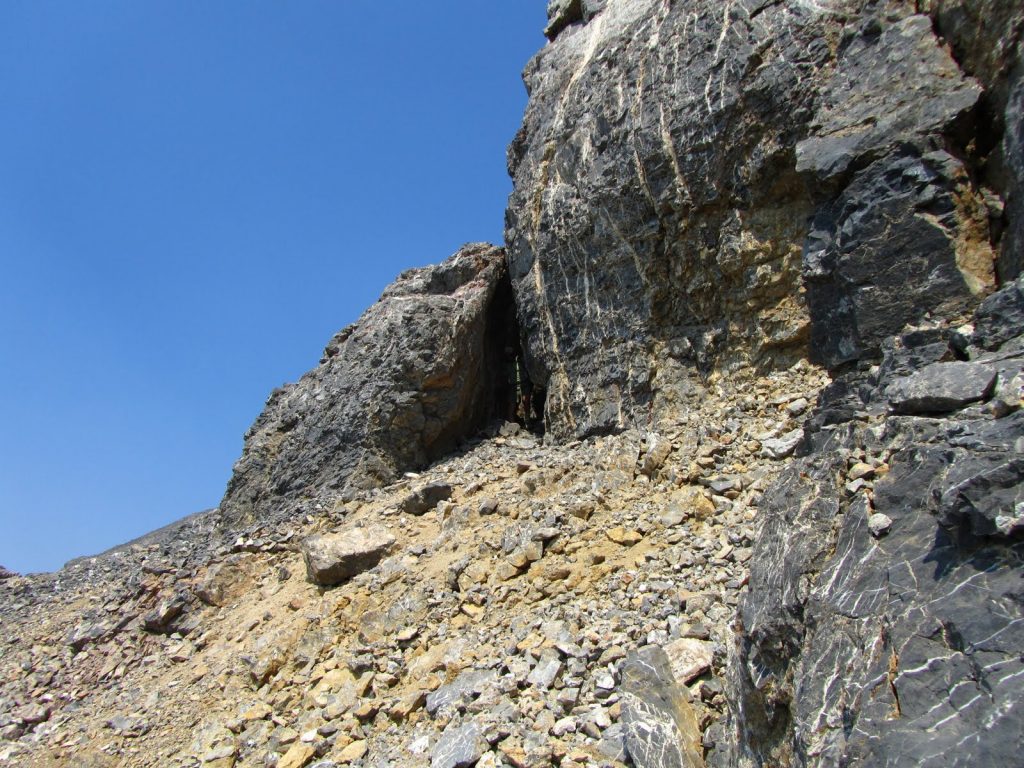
xmin=0 ymin=2 xmax=544 ymax=573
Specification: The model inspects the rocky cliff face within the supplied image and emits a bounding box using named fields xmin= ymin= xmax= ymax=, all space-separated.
xmin=506 ymin=0 xmax=1017 ymax=438
xmin=219 ymin=243 xmax=512 ymax=526
xmin=2 ymin=2 xmax=1023 ymax=767
xmin=726 ymin=278 xmax=1024 ymax=766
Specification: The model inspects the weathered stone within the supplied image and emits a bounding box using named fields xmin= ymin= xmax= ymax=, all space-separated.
xmin=335 ymin=740 xmax=367 ymax=764
xmin=196 ymin=554 xmax=257 ymax=607
xmin=527 ymin=649 xmax=562 ymax=689
xmin=760 ymin=429 xmax=803 ymax=460
xmin=142 ymin=593 xmax=186 ymax=634
xmin=867 ymin=513 xmax=893 ymax=538
xmin=301 ymin=527 xmax=395 ymax=586
xmin=278 ymin=742 xmax=316 ymax=768
xmin=606 ymin=527 xmax=642 ymax=546
xmin=641 ymin=433 xmax=672 ymax=477
xmin=400 ymin=482 xmax=454 ymax=516
xmin=219 ymin=244 xmax=508 ymax=525
xmin=431 ymin=721 xmax=487 ymax=768
xmin=886 ymin=361 xmax=996 ymax=414
xmin=425 ymin=669 xmax=497 ymax=717
xmin=663 ymin=637 xmax=713 ymax=685
xmin=619 ymin=646 xmax=704 ymax=768
xmin=729 ymin=278 xmax=1024 ymax=767
xmin=544 ymin=0 xmax=582 ymax=41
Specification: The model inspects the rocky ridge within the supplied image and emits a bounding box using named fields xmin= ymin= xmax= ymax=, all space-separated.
xmin=2 ymin=0 xmax=1023 ymax=766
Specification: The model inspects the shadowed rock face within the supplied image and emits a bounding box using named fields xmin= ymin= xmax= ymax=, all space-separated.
xmin=218 ymin=243 xmax=509 ymax=526
xmin=506 ymin=0 xmax=1007 ymax=439
xmin=726 ymin=277 xmax=1024 ymax=767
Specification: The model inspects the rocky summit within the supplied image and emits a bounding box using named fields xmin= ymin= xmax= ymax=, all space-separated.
xmin=2 ymin=1 xmax=1022 ymax=767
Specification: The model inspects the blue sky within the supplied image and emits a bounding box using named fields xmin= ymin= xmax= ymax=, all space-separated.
xmin=0 ymin=2 xmax=544 ymax=573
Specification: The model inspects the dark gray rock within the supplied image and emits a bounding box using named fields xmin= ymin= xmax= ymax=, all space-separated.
xmin=0 ymin=565 xmax=16 ymax=580
xmin=544 ymin=0 xmax=604 ymax=41
xmin=399 ymin=482 xmax=453 ymax=516
xmin=923 ymin=0 xmax=1024 ymax=282
xmin=885 ymin=360 xmax=997 ymax=414
xmin=425 ymin=668 xmax=497 ymax=717
xmin=141 ymin=593 xmax=186 ymax=634
xmin=430 ymin=721 xmax=487 ymax=768
xmin=506 ymin=1 xmax=1001 ymax=438
xmin=972 ymin=275 xmax=1024 ymax=353
xmin=218 ymin=244 xmax=508 ymax=525
xmin=301 ymin=527 xmax=395 ymax=587
xmin=937 ymin=456 xmax=1024 ymax=537
xmin=727 ymin=279 xmax=1024 ymax=767
xmin=794 ymin=16 xmax=980 ymax=180
xmin=619 ymin=646 xmax=705 ymax=768
xmin=1001 ymin=66 xmax=1024 ymax=281
xmin=803 ymin=150 xmax=994 ymax=368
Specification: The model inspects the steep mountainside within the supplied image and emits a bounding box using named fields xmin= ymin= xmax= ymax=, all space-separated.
xmin=1 ymin=1 xmax=1022 ymax=767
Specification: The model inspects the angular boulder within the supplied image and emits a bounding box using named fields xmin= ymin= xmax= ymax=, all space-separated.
xmin=218 ymin=244 xmax=509 ymax=525
xmin=301 ymin=527 xmax=395 ymax=587
xmin=431 ymin=721 xmax=487 ymax=768
xmin=399 ymin=482 xmax=453 ymax=516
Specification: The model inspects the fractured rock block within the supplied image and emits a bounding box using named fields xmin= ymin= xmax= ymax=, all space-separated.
xmin=619 ymin=646 xmax=705 ymax=768
xmin=886 ymin=361 xmax=996 ymax=414
xmin=431 ymin=721 xmax=487 ymax=768
xmin=400 ymin=482 xmax=454 ymax=516
xmin=301 ymin=527 xmax=395 ymax=586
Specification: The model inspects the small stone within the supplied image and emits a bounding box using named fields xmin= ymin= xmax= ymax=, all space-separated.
xmin=595 ymin=672 xmax=616 ymax=693
xmin=335 ymin=740 xmax=368 ymax=764
xmin=400 ymin=482 xmax=454 ymax=515
xmin=527 ymin=650 xmax=563 ymax=689
xmin=551 ymin=715 xmax=578 ymax=737
xmin=868 ymin=513 xmax=893 ymax=538
xmin=390 ymin=690 xmax=425 ymax=721
xmin=848 ymin=462 xmax=876 ymax=480
xmin=278 ymin=742 xmax=316 ymax=768
xmin=760 ymin=429 xmax=804 ymax=459
xmin=431 ymin=721 xmax=487 ymax=768
xmin=606 ymin=527 xmax=642 ymax=546
xmin=846 ymin=478 xmax=868 ymax=495
xmin=641 ymin=433 xmax=672 ymax=476
xmin=396 ymin=626 xmax=419 ymax=644
xmin=142 ymin=594 xmax=186 ymax=634
xmin=786 ymin=397 xmax=810 ymax=416
xmin=664 ymin=637 xmax=713 ymax=684
xmin=426 ymin=669 xmax=497 ymax=716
